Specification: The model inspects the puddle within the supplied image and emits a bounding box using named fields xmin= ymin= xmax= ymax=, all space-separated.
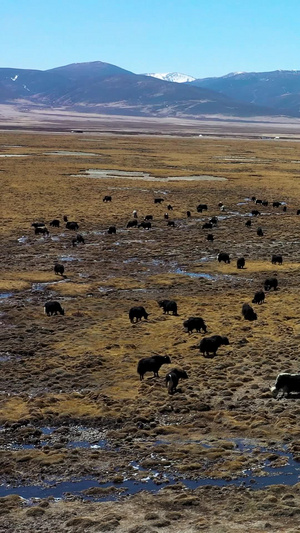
xmin=31 ymin=280 xmax=68 ymax=292
xmin=59 ymin=256 xmax=82 ymax=262
xmin=1 ymin=437 xmax=300 ymax=500
xmin=98 ymin=287 xmax=114 ymax=293
xmin=175 ymin=269 xmax=217 ymax=281
xmin=168 ymin=175 xmax=227 ymax=182
xmin=1 ymin=446 xmax=299 ymax=501
xmin=214 ymin=156 xmax=271 ymax=163
xmin=199 ymin=256 xmax=215 ymax=263
xmin=123 ymin=258 xmax=138 ymax=264
xmin=40 ymin=427 xmax=56 ymax=435
xmin=0 ymin=292 xmax=14 ymax=300
xmin=0 ymin=154 xmax=28 ymax=158
xmin=174 ymin=268 xmax=253 ymax=283
xmin=45 ymin=151 xmax=98 ymax=156
xmin=17 ymin=236 xmax=28 ymax=243
xmin=71 ymin=169 xmax=227 ymax=182
xmin=0 ymin=352 xmax=18 ymax=363
xmin=31 ymin=283 xmax=49 ymax=292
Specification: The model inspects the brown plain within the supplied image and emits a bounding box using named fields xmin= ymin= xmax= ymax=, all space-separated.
xmin=1 ymin=129 xmax=300 ymax=531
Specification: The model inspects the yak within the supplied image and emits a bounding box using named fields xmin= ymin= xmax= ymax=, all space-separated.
xmin=137 ymin=355 xmax=171 ymax=380
xmin=166 ymin=368 xmax=188 ymax=395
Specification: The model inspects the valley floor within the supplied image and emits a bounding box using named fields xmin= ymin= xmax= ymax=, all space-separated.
xmin=1 ymin=130 xmax=300 ymax=531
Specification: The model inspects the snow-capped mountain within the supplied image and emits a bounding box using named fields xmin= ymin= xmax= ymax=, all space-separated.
xmin=0 ymin=61 xmax=288 ymax=117
xmin=143 ymin=72 xmax=196 ymax=83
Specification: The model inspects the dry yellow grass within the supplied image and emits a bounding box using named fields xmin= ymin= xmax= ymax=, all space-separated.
xmin=2 ymin=130 xmax=300 ymax=442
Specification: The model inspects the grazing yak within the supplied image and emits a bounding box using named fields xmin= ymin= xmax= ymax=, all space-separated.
xmin=164 ymin=213 xmax=169 ymax=220
xmin=251 ymin=210 xmax=260 ymax=216
xmin=72 ymin=234 xmax=85 ymax=246
xmin=129 ymin=306 xmax=149 ymax=323
xmin=72 ymin=233 xmax=85 ymax=246
xmin=50 ymin=219 xmax=60 ymax=228
xmin=76 ymin=234 xmax=85 ymax=244
xmin=218 ymin=252 xmax=230 ymax=264
xmin=166 ymin=368 xmax=188 ymax=395
xmin=257 ymin=227 xmax=264 ymax=236
xmin=199 ymin=335 xmax=229 ymax=357
xmin=187 ymin=211 xmax=191 ymax=218
xmin=32 ymin=222 xmax=45 ymax=228
xmin=252 ymin=290 xmax=265 ymax=304
xmin=242 ymin=303 xmax=257 ymax=321
xmin=35 ymin=227 xmax=49 ymax=236
xmin=66 ymin=221 xmax=79 ymax=230
xmin=297 ymin=209 xmax=300 ymax=215
xmin=197 ymin=204 xmax=208 ymax=212
xmin=137 ymin=355 xmax=171 ymax=380
xmin=127 ymin=220 xmax=138 ymax=228
xmin=144 ymin=215 xmax=153 ymax=220
xmin=207 ymin=234 xmax=214 ymax=242
xmin=167 ymin=204 xmax=173 ymax=210
xmin=255 ymin=199 xmax=262 ymax=205
xmin=271 ymin=373 xmax=300 ymax=398
xmin=139 ymin=221 xmax=151 ymax=229
xmin=273 ymin=201 xmax=281 ymax=208
xmin=264 ymin=277 xmax=278 ymax=291
xmin=272 ymin=254 xmax=283 ymax=265
xmin=262 ymin=200 xmax=268 ymax=206
xmin=154 ymin=198 xmax=164 ymax=204
xmin=218 ymin=202 xmax=223 ymax=208
xmin=237 ymin=257 xmax=245 ymax=269
xmin=184 ymin=317 xmax=207 ymax=334
xmin=158 ymin=300 xmax=178 ymax=316
xmin=108 ymin=226 xmax=116 ymax=234
xmin=283 ymin=205 xmax=287 ymax=212
xmin=63 ymin=215 xmax=68 ymax=222
xmin=54 ymin=264 xmax=64 ymax=276
xmin=210 ymin=216 xmax=218 ymax=225
xmin=44 ymin=301 xmax=64 ymax=316
xmin=103 ymin=195 xmax=112 ymax=202
xmin=202 ymin=222 xmax=213 ymax=229
xmin=251 ymin=196 xmax=256 ymax=202
xmin=245 ymin=220 xmax=252 ymax=227
xmin=167 ymin=220 xmax=175 ymax=227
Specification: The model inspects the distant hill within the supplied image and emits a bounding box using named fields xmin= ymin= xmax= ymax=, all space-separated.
xmin=143 ymin=72 xmax=196 ymax=83
xmin=190 ymin=70 xmax=300 ymax=116
xmin=0 ymin=61 xmax=286 ymax=118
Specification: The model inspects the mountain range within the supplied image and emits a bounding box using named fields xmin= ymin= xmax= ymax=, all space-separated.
xmin=1 ymin=60 xmax=300 ymax=119
xmin=190 ymin=70 xmax=300 ymax=117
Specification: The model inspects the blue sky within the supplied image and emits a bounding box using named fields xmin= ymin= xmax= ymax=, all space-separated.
xmin=1 ymin=0 xmax=299 ymax=77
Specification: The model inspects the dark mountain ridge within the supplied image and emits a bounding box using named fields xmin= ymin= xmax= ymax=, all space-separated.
xmin=191 ymin=70 xmax=300 ymax=116
xmin=0 ymin=61 xmax=288 ymax=118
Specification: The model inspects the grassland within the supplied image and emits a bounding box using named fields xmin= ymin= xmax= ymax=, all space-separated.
xmin=1 ymin=131 xmax=300 ymax=531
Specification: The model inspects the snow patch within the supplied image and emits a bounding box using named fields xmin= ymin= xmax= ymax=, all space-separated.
xmin=143 ymin=72 xmax=196 ymax=83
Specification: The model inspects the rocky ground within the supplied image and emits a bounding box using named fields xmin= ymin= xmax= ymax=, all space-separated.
xmin=1 ymin=131 xmax=300 ymax=530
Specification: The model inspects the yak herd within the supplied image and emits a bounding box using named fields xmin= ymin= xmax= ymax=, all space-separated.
xmin=34 ymin=193 xmax=298 ymax=398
